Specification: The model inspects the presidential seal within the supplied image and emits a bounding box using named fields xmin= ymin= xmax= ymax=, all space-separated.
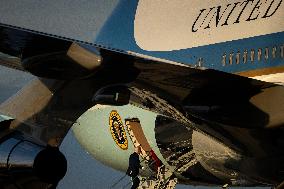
xmin=109 ymin=110 xmax=128 ymax=150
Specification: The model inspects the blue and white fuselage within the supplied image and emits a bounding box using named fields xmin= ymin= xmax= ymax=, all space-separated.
xmin=0 ymin=0 xmax=283 ymax=76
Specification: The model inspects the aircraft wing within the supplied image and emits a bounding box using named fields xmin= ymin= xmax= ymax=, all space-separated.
xmin=0 ymin=22 xmax=283 ymax=146
xmin=0 ymin=31 xmax=284 ymax=189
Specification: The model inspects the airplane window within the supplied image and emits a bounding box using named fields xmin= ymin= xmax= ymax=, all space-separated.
xmin=264 ymin=47 xmax=269 ymax=60
xmin=272 ymin=47 xmax=277 ymax=59
xmin=250 ymin=49 xmax=255 ymax=62
xmin=229 ymin=52 xmax=233 ymax=65
xmin=243 ymin=50 xmax=248 ymax=63
xmin=236 ymin=51 xmax=240 ymax=64
xmin=257 ymin=48 xmax=262 ymax=61
xmin=222 ymin=53 xmax=226 ymax=66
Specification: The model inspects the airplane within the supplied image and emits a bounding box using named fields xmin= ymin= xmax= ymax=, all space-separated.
xmin=0 ymin=0 xmax=284 ymax=188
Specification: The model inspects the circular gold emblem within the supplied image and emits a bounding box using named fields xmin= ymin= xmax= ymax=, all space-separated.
xmin=109 ymin=110 xmax=128 ymax=150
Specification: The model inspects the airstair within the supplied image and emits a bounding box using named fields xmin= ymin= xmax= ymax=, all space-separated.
xmin=137 ymin=165 xmax=177 ymax=189
xmin=124 ymin=118 xmax=178 ymax=189
xmin=110 ymin=161 xmax=178 ymax=189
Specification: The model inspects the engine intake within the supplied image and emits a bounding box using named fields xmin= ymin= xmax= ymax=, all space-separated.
xmin=0 ymin=133 xmax=67 ymax=185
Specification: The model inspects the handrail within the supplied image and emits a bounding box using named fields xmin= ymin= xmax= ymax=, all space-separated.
xmin=109 ymin=174 xmax=127 ymax=189
xmin=109 ymin=157 xmax=151 ymax=189
xmin=121 ymin=159 xmax=166 ymax=189
xmin=110 ymin=149 xmax=179 ymax=189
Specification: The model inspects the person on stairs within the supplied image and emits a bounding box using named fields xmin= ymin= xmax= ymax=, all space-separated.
xmin=126 ymin=146 xmax=142 ymax=189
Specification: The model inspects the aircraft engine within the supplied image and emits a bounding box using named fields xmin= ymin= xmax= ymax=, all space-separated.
xmin=22 ymin=43 xmax=102 ymax=80
xmin=0 ymin=27 xmax=102 ymax=80
xmin=0 ymin=132 xmax=67 ymax=185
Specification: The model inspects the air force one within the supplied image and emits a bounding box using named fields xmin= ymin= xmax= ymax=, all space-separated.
xmin=0 ymin=0 xmax=284 ymax=188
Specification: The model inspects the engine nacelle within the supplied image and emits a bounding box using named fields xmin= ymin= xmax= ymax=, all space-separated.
xmin=0 ymin=133 xmax=67 ymax=185
xmin=22 ymin=42 xmax=103 ymax=80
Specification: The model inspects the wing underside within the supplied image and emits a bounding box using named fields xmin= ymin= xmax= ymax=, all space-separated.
xmin=0 ymin=25 xmax=284 ymax=144
xmin=0 ymin=19 xmax=284 ymax=188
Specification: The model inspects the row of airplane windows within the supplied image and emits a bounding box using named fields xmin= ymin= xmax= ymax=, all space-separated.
xmin=222 ymin=45 xmax=284 ymax=66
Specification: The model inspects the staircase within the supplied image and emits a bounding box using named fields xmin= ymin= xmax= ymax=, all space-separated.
xmin=138 ymin=165 xmax=177 ymax=189
xmin=124 ymin=118 xmax=178 ymax=189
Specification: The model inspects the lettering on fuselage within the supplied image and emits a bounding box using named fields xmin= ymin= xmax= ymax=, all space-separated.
xmin=135 ymin=0 xmax=284 ymax=51
xmin=109 ymin=110 xmax=128 ymax=150
xmin=192 ymin=0 xmax=283 ymax=32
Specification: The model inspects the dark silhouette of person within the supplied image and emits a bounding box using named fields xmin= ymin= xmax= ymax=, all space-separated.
xmin=126 ymin=146 xmax=142 ymax=189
